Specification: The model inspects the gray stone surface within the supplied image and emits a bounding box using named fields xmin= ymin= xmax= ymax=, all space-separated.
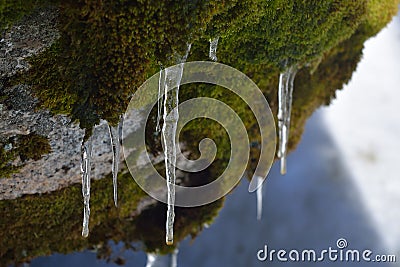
xmin=0 ymin=6 xmax=59 ymax=78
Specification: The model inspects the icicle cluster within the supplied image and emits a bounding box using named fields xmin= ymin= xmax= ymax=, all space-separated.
xmin=162 ymin=44 xmax=191 ymax=245
xmin=81 ymin=117 xmax=122 ymax=238
xmin=277 ymin=65 xmax=298 ymax=175
xmin=81 ymin=135 xmax=93 ymax=237
xmin=108 ymin=117 xmax=123 ymax=207
xmin=209 ymin=37 xmax=219 ymax=61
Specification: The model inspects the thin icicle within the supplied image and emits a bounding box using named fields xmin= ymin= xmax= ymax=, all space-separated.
xmin=256 ymin=176 xmax=263 ymax=220
xmin=277 ymin=64 xmax=298 ymax=175
xmin=163 ymin=44 xmax=191 ymax=245
xmin=108 ymin=117 xmax=123 ymax=207
xmin=81 ymin=135 xmax=93 ymax=237
xmin=156 ymin=66 xmax=165 ymax=132
xmin=209 ymin=37 xmax=219 ymax=61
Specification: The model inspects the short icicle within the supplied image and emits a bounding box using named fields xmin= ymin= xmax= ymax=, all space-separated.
xmin=108 ymin=117 xmax=123 ymax=207
xmin=163 ymin=44 xmax=191 ymax=245
xmin=81 ymin=134 xmax=93 ymax=237
xmin=277 ymin=64 xmax=298 ymax=175
xmin=209 ymin=37 xmax=219 ymax=61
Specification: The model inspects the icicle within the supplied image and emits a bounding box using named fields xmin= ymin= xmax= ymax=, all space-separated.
xmin=277 ymin=64 xmax=298 ymax=175
xmin=156 ymin=66 xmax=165 ymax=132
xmin=163 ymin=44 xmax=191 ymax=245
xmin=81 ymin=135 xmax=93 ymax=237
xmin=108 ymin=117 xmax=123 ymax=207
xmin=256 ymin=176 xmax=263 ymax=220
xmin=209 ymin=37 xmax=219 ymax=61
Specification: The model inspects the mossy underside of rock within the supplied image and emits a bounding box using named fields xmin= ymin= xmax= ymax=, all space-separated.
xmin=0 ymin=168 xmax=223 ymax=265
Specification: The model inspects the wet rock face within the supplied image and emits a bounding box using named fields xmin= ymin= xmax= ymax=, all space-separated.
xmin=0 ymin=6 xmax=59 ymax=78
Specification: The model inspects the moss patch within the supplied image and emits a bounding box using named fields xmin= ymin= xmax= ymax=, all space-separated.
xmin=0 ymin=133 xmax=51 ymax=178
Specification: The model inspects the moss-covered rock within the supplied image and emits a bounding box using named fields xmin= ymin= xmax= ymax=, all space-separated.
xmin=13 ymin=0 xmax=388 ymax=134
xmin=17 ymin=0 xmax=228 ymax=130
xmin=13 ymin=0 xmax=396 ymax=151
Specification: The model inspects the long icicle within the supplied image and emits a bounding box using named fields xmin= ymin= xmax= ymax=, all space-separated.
xmin=81 ymin=134 xmax=93 ymax=237
xmin=209 ymin=37 xmax=219 ymax=62
xmin=108 ymin=117 xmax=123 ymax=207
xmin=163 ymin=44 xmax=191 ymax=245
xmin=277 ymin=64 xmax=298 ymax=175
xmin=156 ymin=65 xmax=165 ymax=132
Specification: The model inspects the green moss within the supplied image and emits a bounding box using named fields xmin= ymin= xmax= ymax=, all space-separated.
xmin=215 ymin=0 xmax=367 ymax=70
xmin=0 ymin=145 xmax=18 ymax=178
xmin=361 ymin=0 xmax=399 ymax=36
xmin=17 ymin=133 xmax=52 ymax=161
xmin=0 ymin=133 xmax=51 ymax=178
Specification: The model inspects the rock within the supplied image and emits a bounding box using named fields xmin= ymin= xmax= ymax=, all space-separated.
xmin=0 ymin=6 xmax=59 ymax=78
